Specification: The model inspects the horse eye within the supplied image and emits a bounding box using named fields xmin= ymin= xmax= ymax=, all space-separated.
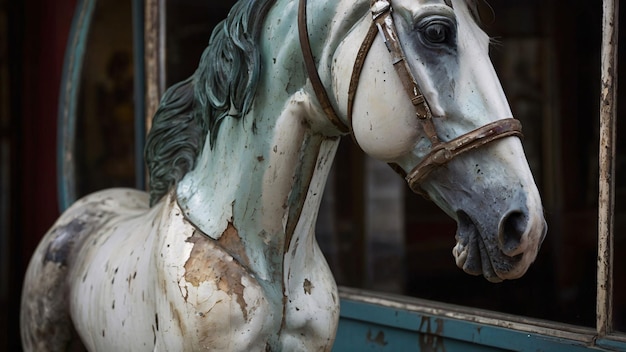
xmin=423 ymin=22 xmax=449 ymax=44
xmin=417 ymin=16 xmax=455 ymax=48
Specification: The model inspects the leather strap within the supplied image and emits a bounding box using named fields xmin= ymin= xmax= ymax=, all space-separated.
xmin=347 ymin=22 xmax=379 ymax=130
xmin=298 ymin=0 xmax=350 ymax=133
xmin=298 ymin=0 xmax=525 ymax=196
xmin=369 ymin=0 xmax=439 ymax=145
xmin=347 ymin=1 xmax=437 ymax=144
xmin=405 ymin=118 xmax=523 ymax=193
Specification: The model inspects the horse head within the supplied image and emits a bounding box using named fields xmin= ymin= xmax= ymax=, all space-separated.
xmin=306 ymin=0 xmax=547 ymax=282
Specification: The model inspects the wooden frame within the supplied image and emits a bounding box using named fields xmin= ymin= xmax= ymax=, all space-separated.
xmin=143 ymin=0 xmax=165 ymax=133
xmin=597 ymin=0 xmax=618 ymax=338
xmin=57 ymin=0 xmax=96 ymax=210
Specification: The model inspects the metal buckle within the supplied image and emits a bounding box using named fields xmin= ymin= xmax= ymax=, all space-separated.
xmin=371 ymin=0 xmax=391 ymax=20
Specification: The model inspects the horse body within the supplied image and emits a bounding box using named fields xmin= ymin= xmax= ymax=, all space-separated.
xmin=23 ymin=2 xmax=345 ymax=347
xmin=22 ymin=118 xmax=341 ymax=351
xmin=48 ymin=188 xmax=335 ymax=351
xmin=22 ymin=0 xmax=547 ymax=350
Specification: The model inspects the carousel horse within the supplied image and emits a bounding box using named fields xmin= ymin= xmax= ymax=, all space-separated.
xmin=21 ymin=0 xmax=547 ymax=350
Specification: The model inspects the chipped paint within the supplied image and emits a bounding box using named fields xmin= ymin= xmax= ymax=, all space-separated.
xmin=183 ymin=230 xmax=249 ymax=322
xmin=303 ymin=279 xmax=313 ymax=295
xmin=217 ymin=222 xmax=251 ymax=268
xmin=366 ymin=330 xmax=388 ymax=346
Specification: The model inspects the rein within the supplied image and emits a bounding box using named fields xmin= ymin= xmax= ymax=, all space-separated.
xmin=298 ymin=0 xmax=523 ymax=193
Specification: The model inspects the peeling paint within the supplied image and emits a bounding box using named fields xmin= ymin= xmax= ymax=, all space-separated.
xmin=183 ymin=231 xmax=249 ymax=321
xmin=303 ymin=279 xmax=313 ymax=295
xmin=217 ymin=222 xmax=251 ymax=268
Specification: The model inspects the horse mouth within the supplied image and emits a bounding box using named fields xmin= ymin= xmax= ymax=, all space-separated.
xmin=452 ymin=211 xmax=526 ymax=283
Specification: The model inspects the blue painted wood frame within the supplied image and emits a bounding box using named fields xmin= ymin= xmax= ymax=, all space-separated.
xmin=57 ymin=0 xmax=95 ymax=210
xmin=334 ymin=288 xmax=626 ymax=351
xmin=58 ymin=0 xmax=146 ymax=210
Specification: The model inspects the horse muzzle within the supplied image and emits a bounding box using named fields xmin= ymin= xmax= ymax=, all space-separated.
xmin=452 ymin=206 xmax=547 ymax=283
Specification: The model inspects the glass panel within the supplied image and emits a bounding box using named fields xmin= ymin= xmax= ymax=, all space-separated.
xmin=363 ymin=157 xmax=406 ymax=292
xmin=76 ymin=0 xmax=136 ymax=196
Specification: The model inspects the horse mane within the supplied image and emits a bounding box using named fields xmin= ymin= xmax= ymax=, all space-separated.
xmin=145 ymin=0 xmax=276 ymax=206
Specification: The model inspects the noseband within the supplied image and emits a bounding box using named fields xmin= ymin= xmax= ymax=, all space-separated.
xmin=298 ymin=0 xmax=523 ymax=194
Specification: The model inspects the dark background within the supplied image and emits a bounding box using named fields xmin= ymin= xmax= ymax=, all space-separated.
xmin=1 ymin=0 xmax=625 ymax=350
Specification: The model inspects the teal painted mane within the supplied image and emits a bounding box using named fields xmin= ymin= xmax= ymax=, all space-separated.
xmin=145 ymin=0 xmax=276 ymax=206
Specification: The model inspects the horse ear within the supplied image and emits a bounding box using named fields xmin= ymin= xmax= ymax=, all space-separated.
xmin=467 ymin=0 xmax=492 ymax=25
xmin=145 ymin=77 xmax=206 ymax=206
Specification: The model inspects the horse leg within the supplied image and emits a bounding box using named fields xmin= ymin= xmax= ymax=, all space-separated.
xmin=20 ymin=214 xmax=100 ymax=351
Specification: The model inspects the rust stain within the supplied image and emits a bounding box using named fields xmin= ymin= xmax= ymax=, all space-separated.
xmin=435 ymin=318 xmax=444 ymax=336
xmin=184 ymin=230 xmax=249 ymax=321
xmin=418 ymin=317 xmax=446 ymax=352
xmin=366 ymin=330 xmax=388 ymax=346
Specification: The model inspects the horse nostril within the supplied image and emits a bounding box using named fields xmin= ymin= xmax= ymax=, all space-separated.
xmin=499 ymin=211 xmax=527 ymax=256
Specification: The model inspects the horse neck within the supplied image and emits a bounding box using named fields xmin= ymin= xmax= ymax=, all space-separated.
xmin=176 ymin=94 xmax=340 ymax=283
xmin=174 ymin=0 xmax=367 ymax=282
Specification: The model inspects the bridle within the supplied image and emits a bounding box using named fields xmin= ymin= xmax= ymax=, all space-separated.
xmin=298 ymin=0 xmax=523 ymax=194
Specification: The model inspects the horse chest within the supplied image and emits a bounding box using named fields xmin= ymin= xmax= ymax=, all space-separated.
xmin=153 ymin=200 xmax=340 ymax=351
xmin=51 ymin=188 xmax=338 ymax=352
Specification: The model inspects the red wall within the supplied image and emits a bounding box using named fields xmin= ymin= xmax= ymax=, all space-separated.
xmin=19 ymin=0 xmax=76 ymax=262
xmin=5 ymin=0 xmax=76 ymax=350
